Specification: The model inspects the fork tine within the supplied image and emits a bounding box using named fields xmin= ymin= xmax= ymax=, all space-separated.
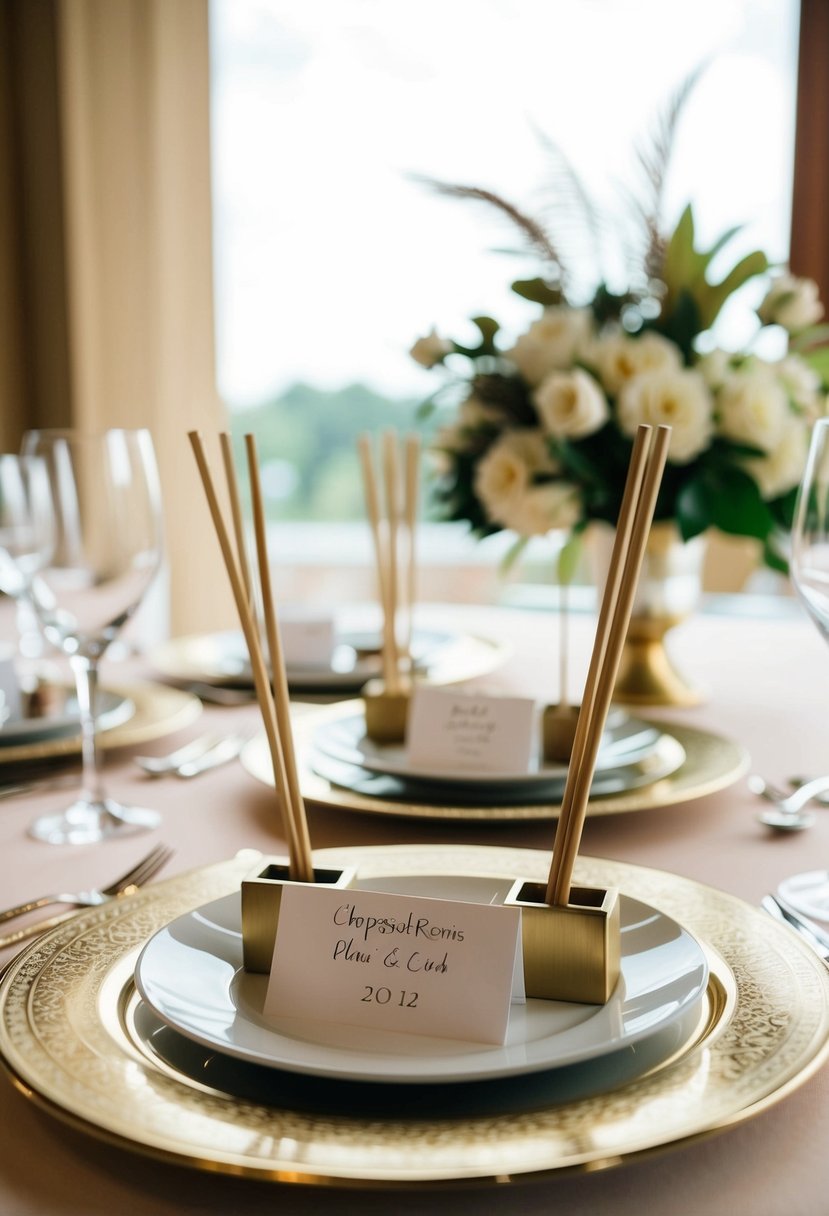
xmin=116 ymin=845 xmax=173 ymax=894
xmin=100 ymin=844 xmax=170 ymax=897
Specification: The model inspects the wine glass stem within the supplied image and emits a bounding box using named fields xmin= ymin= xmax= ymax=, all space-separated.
xmin=69 ymin=653 xmax=106 ymax=805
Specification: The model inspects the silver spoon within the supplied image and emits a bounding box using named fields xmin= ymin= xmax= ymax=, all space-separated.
xmin=748 ymin=773 xmax=829 ymax=831
xmin=788 ymin=776 xmax=829 ymax=806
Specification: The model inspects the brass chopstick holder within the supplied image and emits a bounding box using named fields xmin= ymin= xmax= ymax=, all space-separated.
xmin=241 ymin=858 xmax=358 ymax=973
xmin=504 ymin=879 xmax=620 ymax=1004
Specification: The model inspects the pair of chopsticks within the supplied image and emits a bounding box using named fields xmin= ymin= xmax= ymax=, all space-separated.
xmin=189 ymin=431 xmax=314 ymax=883
xmin=545 ymin=423 xmax=671 ymax=907
xmin=357 ymin=430 xmax=421 ymax=695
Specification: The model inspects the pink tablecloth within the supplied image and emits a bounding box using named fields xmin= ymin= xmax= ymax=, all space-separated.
xmin=1 ymin=600 xmax=828 ymax=1216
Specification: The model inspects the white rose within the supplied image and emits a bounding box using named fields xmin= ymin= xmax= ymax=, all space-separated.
xmin=533 ymin=368 xmax=609 ymax=439
xmin=410 ymin=328 xmax=453 ymax=368
xmin=617 ymin=369 xmax=714 ymax=463
xmin=505 ymin=307 xmax=593 ymax=385
xmin=473 ymin=430 xmax=557 ymax=524
xmin=757 ymin=274 xmax=824 ymax=332
xmin=593 ymin=329 xmax=682 ymax=396
xmin=743 ymin=417 xmax=809 ymax=499
xmin=696 ymin=348 xmax=734 ymax=390
xmin=495 ymin=482 xmax=582 ymax=536
xmin=777 ymin=355 xmax=824 ymax=416
xmin=717 ymin=369 xmax=790 ymax=452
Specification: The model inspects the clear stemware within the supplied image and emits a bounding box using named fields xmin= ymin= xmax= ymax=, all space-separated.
xmin=779 ymin=417 xmax=829 ymax=916
xmin=20 ymin=428 xmax=164 ymax=845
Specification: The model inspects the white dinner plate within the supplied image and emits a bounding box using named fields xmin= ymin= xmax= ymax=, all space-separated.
xmin=312 ymin=707 xmax=663 ymax=787
xmin=0 ymin=687 xmax=134 ymax=747
xmin=309 ymin=731 xmax=686 ymax=805
xmin=135 ymin=874 xmax=708 ymax=1085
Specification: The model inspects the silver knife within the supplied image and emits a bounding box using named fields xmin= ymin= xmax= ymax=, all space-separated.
xmin=762 ymin=894 xmax=829 ymax=962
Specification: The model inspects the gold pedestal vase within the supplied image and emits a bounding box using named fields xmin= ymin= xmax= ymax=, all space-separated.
xmin=590 ymin=521 xmax=706 ymax=707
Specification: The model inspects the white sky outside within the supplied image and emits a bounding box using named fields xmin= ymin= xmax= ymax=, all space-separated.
xmin=209 ymin=0 xmax=799 ymax=409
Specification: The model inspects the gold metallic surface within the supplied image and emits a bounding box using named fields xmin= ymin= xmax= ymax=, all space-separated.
xmin=506 ymin=882 xmax=620 ymax=1004
xmin=242 ymin=701 xmax=749 ymax=822
xmin=0 ymin=845 xmax=828 ymax=1186
xmin=241 ymin=860 xmax=357 ymax=973
xmin=614 ymin=628 xmax=704 ymax=707
xmin=0 ymin=683 xmax=201 ymax=766
xmin=362 ymin=680 xmax=411 ymax=742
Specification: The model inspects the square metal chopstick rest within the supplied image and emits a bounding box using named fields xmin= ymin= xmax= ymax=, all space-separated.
xmin=505 ymin=880 xmax=621 ymax=1004
xmin=241 ymin=858 xmax=357 ymax=973
xmin=362 ymin=678 xmax=411 ymax=743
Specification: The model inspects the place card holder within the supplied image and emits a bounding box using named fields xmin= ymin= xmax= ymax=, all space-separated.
xmin=241 ymin=858 xmax=358 ymax=973
xmin=362 ymin=677 xmax=411 ymax=743
xmin=540 ymin=703 xmax=580 ymax=763
xmin=505 ymin=880 xmax=620 ymax=1004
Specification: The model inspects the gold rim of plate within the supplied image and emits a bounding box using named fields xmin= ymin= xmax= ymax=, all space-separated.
xmin=1 ymin=844 xmax=828 ymax=1187
xmin=0 ymin=682 xmax=202 ymax=766
xmin=241 ymin=701 xmax=749 ymax=821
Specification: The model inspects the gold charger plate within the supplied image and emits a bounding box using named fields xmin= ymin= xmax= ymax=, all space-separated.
xmin=0 ymin=682 xmax=201 ymax=765
xmin=149 ymin=628 xmax=511 ymax=691
xmin=241 ymin=701 xmax=749 ymax=821
xmin=1 ymin=844 xmax=828 ymax=1187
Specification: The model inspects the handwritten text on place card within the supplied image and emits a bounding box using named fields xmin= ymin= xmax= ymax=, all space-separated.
xmin=405 ymin=685 xmax=538 ymax=774
xmin=264 ymin=885 xmax=521 ymax=1045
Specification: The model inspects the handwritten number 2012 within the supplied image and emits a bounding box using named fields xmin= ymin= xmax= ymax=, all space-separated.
xmin=361 ymin=986 xmax=418 ymax=1007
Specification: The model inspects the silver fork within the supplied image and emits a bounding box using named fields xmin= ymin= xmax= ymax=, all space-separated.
xmin=0 ymin=842 xmax=173 ymax=925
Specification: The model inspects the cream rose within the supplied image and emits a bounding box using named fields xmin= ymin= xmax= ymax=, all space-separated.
xmin=593 ymin=329 xmax=682 ymax=396
xmin=777 ymin=356 xmax=824 ymax=416
xmin=617 ymin=369 xmax=714 ymax=463
xmin=717 ymin=369 xmax=790 ymax=452
xmin=534 ymin=368 xmax=609 ymax=439
xmin=743 ymin=418 xmax=809 ymax=499
xmin=505 ymin=307 xmax=592 ymax=385
xmin=495 ymin=482 xmax=582 ymax=537
xmin=758 ymin=274 xmax=824 ymax=333
xmin=696 ymin=348 xmax=734 ymax=390
xmin=473 ymin=430 xmax=557 ymax=526
xmin=409 ymin=328 xmax=453 ymax=368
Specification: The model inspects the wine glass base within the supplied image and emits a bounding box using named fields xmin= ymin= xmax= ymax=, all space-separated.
xmin=778 ymin=870 xmax=829 ymax=921
xmin=28 ymin=797 xmax=162 ymax=846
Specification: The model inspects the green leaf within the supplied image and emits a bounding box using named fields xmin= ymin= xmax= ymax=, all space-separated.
xmin=556 ymin=530 xmax=582 ymax=585
xmin=416 ymin=398 xmax=437 ymax=420
xmin=662 ymin=205 xmax=701 ymax=294
xmin=510 ymin=278 xmax=562 ymax=306
xmin=708 ymin=468 xmax=774 ymax=540
xmin=697 ymin=249 xmax=769 ymax=329
xmin=803 ymin=346 xmax=829 ymax=384
xmin=499 ymin=535 xmax=529 ymax=575
xmin=471 ymin=315 xmax=500 ymax=352
xmin=789 ymin=324 xmax=829 ymax=352
xmin=675 ymin=475 xmax=715 ymax=539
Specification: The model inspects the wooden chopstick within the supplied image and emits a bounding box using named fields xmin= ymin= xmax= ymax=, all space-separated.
xmin=188 ymin=431 xmax=313 ymax=882
xmin=382 ymin=430 xmax=402 ymax=686
xmin=244 ymin=432 xmax=314 ymax=881
xmin=358 ymin=432 xmax=400 ymax=692
xmin=546 ymin=424 xmax=671 ymax=906
xmin=403 ymin=433 xmax=421 ymax=668
xmin=219 ymin=432 xmax=253 ymax=607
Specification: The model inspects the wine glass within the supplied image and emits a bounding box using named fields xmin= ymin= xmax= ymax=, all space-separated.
xmin=779 ymin=417 xmax=829 ymax=916
xmin=20 ymin=429 xmax=164 ymax=845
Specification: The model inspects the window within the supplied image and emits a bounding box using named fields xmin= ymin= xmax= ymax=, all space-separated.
xmin=208 ymin=0 xmax=800 ymax=595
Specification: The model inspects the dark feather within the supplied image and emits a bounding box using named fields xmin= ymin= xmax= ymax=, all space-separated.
xmin=413 ymin=175 xmax=568 ymax=288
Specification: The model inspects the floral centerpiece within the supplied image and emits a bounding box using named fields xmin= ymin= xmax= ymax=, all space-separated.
xmin=409 ymin=97 xmax=829 ymax=577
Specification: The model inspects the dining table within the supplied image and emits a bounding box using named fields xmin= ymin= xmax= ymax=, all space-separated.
xmin=1 ymin=593 xmax=828 ymax=1216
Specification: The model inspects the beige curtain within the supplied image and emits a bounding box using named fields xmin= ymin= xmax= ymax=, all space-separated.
xmin=0 ymin=0 xmax=234 ymax=635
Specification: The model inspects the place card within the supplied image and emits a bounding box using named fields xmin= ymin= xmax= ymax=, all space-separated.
xmin=264 ymin=884 xmax=522 ymax=1045
xmin=405 ymin=685 xmax=538 ymax=774
xmin=278 ymin=609 xmax=335 ymax=667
